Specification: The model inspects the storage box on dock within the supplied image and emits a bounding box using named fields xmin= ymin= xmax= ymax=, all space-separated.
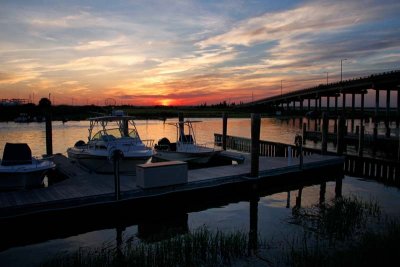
xmin=136 ymin=161 xmax=188 ymax=189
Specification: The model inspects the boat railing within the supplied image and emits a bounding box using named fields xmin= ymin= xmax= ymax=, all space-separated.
xmin=142 ymin=139 xmax=155 ymax=149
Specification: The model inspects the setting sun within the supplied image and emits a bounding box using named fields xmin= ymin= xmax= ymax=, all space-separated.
xmin=158 ymin=99 xmax=174 ymax=106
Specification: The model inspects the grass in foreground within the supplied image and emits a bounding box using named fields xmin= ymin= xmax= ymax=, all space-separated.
xmin=40 ymin=227 xmax=250 ymax=267
xmin=40 ymin=196 xmax=400 ymax=267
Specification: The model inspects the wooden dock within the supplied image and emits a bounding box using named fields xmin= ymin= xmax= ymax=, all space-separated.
xmin=0 ymin=153 xmax=343 ymax=219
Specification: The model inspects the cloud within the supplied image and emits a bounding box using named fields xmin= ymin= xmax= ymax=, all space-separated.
xmin=198 ymin=1 xmax=397 ymax=48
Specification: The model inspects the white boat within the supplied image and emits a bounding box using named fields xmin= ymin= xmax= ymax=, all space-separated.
xmin=67 ymin=110 xmax=154 ymax=174
xmin=0 ymin=143 xmax=56 ymax=190
xmin=153 ymin=120 xmax=221 ymax=164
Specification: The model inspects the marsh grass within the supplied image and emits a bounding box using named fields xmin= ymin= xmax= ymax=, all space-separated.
xmin=281 ymin=195 xmax=400 ymax=267
xmin=40 ymin=196 xmax=399 ymax=267
xmin=40 ymin=227 xmax=250 ymax=267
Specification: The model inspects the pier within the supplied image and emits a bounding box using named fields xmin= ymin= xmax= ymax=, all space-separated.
xmin=0 ymin=153 xmax=343 ymax=220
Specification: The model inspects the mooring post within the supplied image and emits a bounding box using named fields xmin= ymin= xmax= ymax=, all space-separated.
xmin=113 ymin=150 xmax=123 ymax=201
xmin=321 ymin=112 xmax=328 ymax=155
xmin=358 ymin=125 xmax=365 ymax=157
xmin=250 ymin=113 xmax=261 ymax=178
xmin=222 ymin=113 xmax=228 ymax=150
xmin=373 ymin=126 xmax=378 ymax=156
xmin=337 ymin=115 xmax=345 ymax=155
xmin=39 ymin=98 xmax=53 ymax=156
xmin=302 ymin=123 xmax=307 ymax=145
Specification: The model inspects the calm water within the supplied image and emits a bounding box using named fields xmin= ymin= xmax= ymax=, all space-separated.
xmin=0 ymin=118 xmax=399 ymax=266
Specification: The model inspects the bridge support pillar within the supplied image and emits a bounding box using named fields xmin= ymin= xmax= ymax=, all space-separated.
xmin=342 ymin=93 xmax=346 ymax=115
xmin=375 ymin=89 xmax=380 ymax=122
xmin=300 ymin=99 xmax=303 ymax=112
xmin=397 ymin=88 xmax=400 ymax=127
xmin=321 ymin=112 xmax=328 ymax=155
xmin=335 ymin=95 xmax=338 ymax=114
xmin=326 ymin=96 xmax=330 ymax=112
xmin=386 ymin=89 xmax=391 ymax=138
xmin=358 ymin=125 xmax=364 ymax=157
xmin=351 ymin=93 xmax=355 ymax=133
xmin=337 ymin=115 xmax=346 ymax=155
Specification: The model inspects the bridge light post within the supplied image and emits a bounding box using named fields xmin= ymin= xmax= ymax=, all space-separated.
xmin=341 ymin=58 xmax=347 ymax=82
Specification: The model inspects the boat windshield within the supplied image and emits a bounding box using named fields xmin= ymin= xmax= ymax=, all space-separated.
xmin=91 ymin=128 xmax=139 ymax=141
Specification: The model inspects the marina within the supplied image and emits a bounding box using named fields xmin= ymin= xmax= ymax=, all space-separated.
xmin=0 ymin=152 xmax=343 ymax=218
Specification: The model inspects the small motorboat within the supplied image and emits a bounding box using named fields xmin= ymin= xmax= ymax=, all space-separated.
xmin=67 ymin=110 xmax=154 ymax=174
xmin=0 ymin=143 xmax=56 ymax=190
xmin=153 ymin=120 xmax=221 ymax=164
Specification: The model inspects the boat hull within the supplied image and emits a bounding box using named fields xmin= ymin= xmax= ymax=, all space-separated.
xmin=67 ymin=148 xmax=151 ymax=174
xmin=0 ymin=162 xmax=55 ymax=190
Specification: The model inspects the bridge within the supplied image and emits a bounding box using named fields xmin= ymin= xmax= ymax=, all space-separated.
xmin=245 ymin=70 xmax=400 ymax=118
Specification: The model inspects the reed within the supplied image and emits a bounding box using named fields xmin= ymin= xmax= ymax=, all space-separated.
xmin=281 ymin=195 xmax=400 ymax=267
xmin=40 ymin=227 xmax=249 ymax=267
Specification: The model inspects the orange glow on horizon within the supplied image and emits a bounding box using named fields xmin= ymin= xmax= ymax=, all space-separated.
xmin=157 ymin=99 xmax=174 ymax=106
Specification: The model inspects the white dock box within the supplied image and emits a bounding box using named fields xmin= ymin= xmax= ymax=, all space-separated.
xmin=136 ymin=161 xmax=188 ymax=189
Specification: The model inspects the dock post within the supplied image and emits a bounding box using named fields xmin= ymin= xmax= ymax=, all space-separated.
xmin=337 ymin=115 xmax=345 ymax=155
xmin=112 ymin=150 xmax=123 ymax=201
xmin=302 ymin=123 xmax=307 ymax=145
xmin=222 ymin=113 xmax=228 ymax=150
xmin=321 ymin=112 xmax=328 ymax=154
xmin=373 ymin=127 xmax=378 ymax=156
xmin=250 ymin=113 xmax=261 ymax=178
xmin=386 ymin=89 xmax=391 ymax=138
xmin=358 ymin=125 xmax=364 ymax=157
xmin=39 ymin=98 xmax=53 ymax=156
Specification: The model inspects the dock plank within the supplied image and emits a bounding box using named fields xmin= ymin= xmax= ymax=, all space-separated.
xmin=0 ymin=154 xmax=344 ymax=218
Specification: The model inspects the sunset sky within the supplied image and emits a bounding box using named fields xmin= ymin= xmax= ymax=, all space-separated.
xmin=1 ymin=0 xmax=399 ymax=106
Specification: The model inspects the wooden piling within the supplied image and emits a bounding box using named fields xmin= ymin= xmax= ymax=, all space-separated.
xmin=302 ymin=123 xmax=307 ymax=145
xmin=222 ymin=113 xmax=228 ymax=150
xmin=250 ymin=113 xmax=261 ymax=177
xmin=39 ymin=98 xmax=53 ymax=156
xmin=321 ymin=112 xmax=328 ymax=154
xmin=358 ymin=125 xmax=364 ymax=157
xmin=337 ymin=115 xmax=345 ymax=155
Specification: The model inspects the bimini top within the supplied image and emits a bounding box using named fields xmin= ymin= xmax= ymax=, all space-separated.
xmin=88 ymin=110 xmax=136 ymax=122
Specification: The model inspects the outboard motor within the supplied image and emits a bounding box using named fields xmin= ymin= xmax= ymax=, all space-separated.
xmin=155 ymin=137 xmax=171 ymax=151
xmin=74 ymin=140 xmax=86 ymax=147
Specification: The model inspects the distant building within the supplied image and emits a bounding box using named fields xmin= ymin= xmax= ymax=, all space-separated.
xmin=0 ymin=98 xmax=29 ymax=106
